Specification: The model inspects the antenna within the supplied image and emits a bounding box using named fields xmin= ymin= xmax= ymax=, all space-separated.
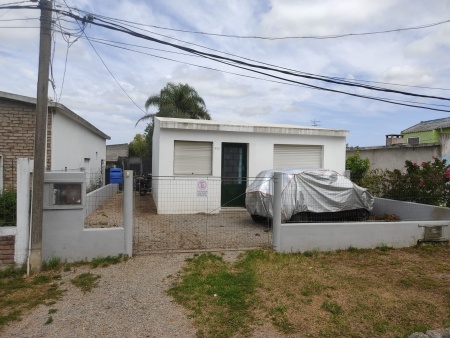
xmin=311 ymin=118 xmax=320 ymax=127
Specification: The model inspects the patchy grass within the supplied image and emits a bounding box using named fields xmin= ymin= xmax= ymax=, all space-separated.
xmin=0 ymin=267 xmax=63 ymax=330
xmin=169 ymin=245 xmax=450 ymax=338
xmin=71 ymin=273 xmax=101 ymax=293
xmin=0 ymin=254 xmax=127 ymax=332
xmin=168 ymin=252 xmax=257 ymax=338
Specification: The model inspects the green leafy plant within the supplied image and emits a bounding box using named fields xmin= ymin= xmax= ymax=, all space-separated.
xmin=346 ymin=151 xmax=370 ymax=183
xmin=360 ymin=157 xmax=450 ymax=206
xmin=0 ymin=189 xmax=16 ymax=226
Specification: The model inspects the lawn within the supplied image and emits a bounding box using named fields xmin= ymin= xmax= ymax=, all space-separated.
xmin=168 ymin=245 xmax=450 ymax=338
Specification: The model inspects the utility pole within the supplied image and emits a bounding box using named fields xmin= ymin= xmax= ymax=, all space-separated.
xmin=29 ymin=0 xmax=52 ymax=275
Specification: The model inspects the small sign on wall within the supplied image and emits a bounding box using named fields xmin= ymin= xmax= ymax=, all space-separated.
xmin=197 ymin=180 xmax=208 ymax=197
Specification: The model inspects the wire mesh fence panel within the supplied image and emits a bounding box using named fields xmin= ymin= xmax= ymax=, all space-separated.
xmin=0 ymin=158 xmax=16 ymax=227
xmin=133 ymin=176 xmax=272 ymax=253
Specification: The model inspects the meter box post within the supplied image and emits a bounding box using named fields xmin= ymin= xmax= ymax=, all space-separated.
xmin=44 ymin=172 xmax=85 ymax=209
xmin=110 ymin=168 xmax=123 ymax=184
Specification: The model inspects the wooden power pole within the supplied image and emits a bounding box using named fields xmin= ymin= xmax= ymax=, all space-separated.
xmin=29 ymin=0 xmax=52 ymax=275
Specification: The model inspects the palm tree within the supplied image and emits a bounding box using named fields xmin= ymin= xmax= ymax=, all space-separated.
xmin=136 ymin=82 xmax=210 ymax=125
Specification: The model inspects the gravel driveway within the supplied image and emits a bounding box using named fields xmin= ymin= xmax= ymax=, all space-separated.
xmin=2 ymin=254 xmax=198 ymax=338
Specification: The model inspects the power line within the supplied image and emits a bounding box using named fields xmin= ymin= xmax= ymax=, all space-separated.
xmin=7 ymin=4 xmax=450 ymax=113
xmin=55 ymin=3 xmax=450 ymax=40
xmin=72 ymin=34 xmax=450 ymax=110
xmin=55 ymin=10 xmax=450 ymax=104
xmin=7 ymin=3 xmax=450 ymax=92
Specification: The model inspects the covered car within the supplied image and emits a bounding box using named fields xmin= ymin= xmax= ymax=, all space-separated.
xmin=245 ymin=168 xmax=374 ymax=223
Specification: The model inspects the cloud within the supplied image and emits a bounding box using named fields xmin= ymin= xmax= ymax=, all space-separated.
xmin=381 ymin=65 xmax=434 ymax=86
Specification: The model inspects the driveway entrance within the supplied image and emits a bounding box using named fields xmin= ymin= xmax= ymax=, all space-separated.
xmin=133 ymin=193 xmax=271 ymax=254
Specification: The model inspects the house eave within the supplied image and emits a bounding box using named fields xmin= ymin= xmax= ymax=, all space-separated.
xmin=0 ymin=91 xmax=111 ymax=140
xmin=156 ymin=117 xmax=349 ymax=138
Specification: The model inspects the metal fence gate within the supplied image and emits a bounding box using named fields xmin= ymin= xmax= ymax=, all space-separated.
xmin=133 ymin=176 xmax=272 ymax=253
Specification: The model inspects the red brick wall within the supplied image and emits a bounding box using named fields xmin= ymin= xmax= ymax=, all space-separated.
xmin=0 ymin=235 xmax=15 ymax=265
xmin=0 ymin=98 xmax=52 ymax=189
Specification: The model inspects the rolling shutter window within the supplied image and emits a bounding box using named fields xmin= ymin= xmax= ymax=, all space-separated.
xmin=174 ymin=141 xmax=212 ymax=175
xmin=273 ymin=144 xmax=322 ymax=169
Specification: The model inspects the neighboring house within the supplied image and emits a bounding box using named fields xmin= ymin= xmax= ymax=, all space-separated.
xmin=346 ymin=117 xmax=450 ymax=171
xmin=401 ymin=117 xmax=450 ymax=148
xmin=105 ymin=144 xmax=151 ymax=177
xmin=106 ymin=143 xmax=129 ymax=162
xmin=0 ymin=91 xmax=110 ymax=192
xmin=152 ymin=117 xmax=348 ymax=213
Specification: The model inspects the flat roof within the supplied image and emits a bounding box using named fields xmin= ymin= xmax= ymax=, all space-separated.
xmin=156 ymin=117 xmax=349 ymax=137
xmin=0 ymin=91 xmax=110 ymax=140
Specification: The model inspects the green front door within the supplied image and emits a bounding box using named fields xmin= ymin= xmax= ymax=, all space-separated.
xmin=221 ymin=143 xmax=247 ymax=207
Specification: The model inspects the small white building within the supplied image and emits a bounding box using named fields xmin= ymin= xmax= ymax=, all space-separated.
xmin=152 ymin=117 xmax=349 ymax=214
xmin=0 ymin=91 xmax=110 ymax=192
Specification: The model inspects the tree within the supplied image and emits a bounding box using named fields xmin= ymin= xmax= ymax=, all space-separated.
xmin=129 ymin=133 xmax=149 ymax=157
xmin=136 ymin=82 xmax=211 ymax=156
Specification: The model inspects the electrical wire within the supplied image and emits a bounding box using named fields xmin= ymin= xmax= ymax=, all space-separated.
xmin=6 ymin=3 xmax=450 ymax=113
xmin=69 ymin=11 xmax=450 ymax=95
xmin=57 ymin=2 xmax=450 ymax=40
xmin=56 ymin=10 xmax=450 ymax=105
xmin=7 ymin=3 xmax=450 ymax=92
xmin=77 ymin=34 xmax=450 ymax=110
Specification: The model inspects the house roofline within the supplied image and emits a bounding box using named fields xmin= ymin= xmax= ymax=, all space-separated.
xmin=0 ymin=91 xmax=111 ymax=140
xmin=156 ymin=117 xmax=349 ymax=137
xmin=347 ymin=142 xmax=440 ymax=151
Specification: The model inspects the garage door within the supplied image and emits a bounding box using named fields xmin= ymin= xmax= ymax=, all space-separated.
xmin=273 ymin=144 xmax=322 ymax=169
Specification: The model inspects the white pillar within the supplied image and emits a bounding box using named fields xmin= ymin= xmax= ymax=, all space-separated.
xmin=16 ymin=158 xmax=33 ymax=266
xmin=272 ymin=172 xmax=282 ymax=251
xmin=123 ymin=170 xmax=133 ymax=257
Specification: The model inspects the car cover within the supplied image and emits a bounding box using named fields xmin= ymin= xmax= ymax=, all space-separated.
xmin=245 ymin=168 xmax=374 ymax=222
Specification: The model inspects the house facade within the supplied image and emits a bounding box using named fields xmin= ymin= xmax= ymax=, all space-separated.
xmin=152 ymin=117 xmax=348 ymax=214
xmin=0 ymin=91 xmax=110 ymax=192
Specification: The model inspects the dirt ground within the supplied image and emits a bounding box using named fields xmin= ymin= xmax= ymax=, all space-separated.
xmin=85 ymin=192 xmax=272 ymax=252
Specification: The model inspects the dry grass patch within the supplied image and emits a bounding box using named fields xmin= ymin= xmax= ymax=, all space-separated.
xmin=170 ymin=245 xmax=450 ymax=338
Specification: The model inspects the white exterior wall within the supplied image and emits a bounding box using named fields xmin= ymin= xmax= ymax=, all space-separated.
xmin=51 ymin=112 xmax=107 ymax=186
xmin=153 ymin=118 xmax=348 ymax=214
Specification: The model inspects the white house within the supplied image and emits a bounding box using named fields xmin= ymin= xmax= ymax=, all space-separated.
xmin=152 ymin=117 xmax=349 ymax=214
xmin=0 ymin=91 xmax=110 ymax=192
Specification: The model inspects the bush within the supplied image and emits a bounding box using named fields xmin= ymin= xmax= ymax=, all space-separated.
xmin=0 ymin=189 xmax=17 ymax=226
xmin=359 ymin=157 xmax=450 ymax=206
xmin=346 ymin=151 xmax=370 ymax=183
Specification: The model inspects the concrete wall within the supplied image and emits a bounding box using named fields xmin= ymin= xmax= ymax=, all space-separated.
xmin=41 ymin=171 xmax=133 ymax=263
xmin=276 ymin=220 xmax=449 ymax=253
xmin=153 ymin=118 xmax=348 ymax=214
xmin=346 ymin=145 xmax=440 ymax=171
xmin=271 ymin=173 xmax=450 ymax=253
xmin=85 ymin=183 xmax=119 ymax=217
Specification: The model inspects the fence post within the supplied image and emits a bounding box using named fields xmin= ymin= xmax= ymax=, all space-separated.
xmin=272 ymin=172 xmax=282 ymax=251
xmin=16 ymin=158 xmax=32 ymax=266
xmin=123 ymin=170 xmax=133 ymax=257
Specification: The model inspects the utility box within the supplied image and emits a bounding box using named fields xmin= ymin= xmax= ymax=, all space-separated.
xmin=44 ymin=172 xmax=85 ymax=209
xmin=110 ymin=168 xmax=123 ymax=184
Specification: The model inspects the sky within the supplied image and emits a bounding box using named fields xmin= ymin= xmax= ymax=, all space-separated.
xmin=1 ymin=0 xmax=450 ymax=147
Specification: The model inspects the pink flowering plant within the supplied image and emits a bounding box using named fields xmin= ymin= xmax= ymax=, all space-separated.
xmin=360 ymin=157 xmax=450 ymax=206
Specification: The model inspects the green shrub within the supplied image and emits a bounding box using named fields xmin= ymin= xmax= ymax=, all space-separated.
xmin=346 ymin=151 xmax=370 ymax=183
xmin=359 ymin=157 xmax=450 ymax=206
xmin=0 ymin=189 xmax=16 ymax=227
